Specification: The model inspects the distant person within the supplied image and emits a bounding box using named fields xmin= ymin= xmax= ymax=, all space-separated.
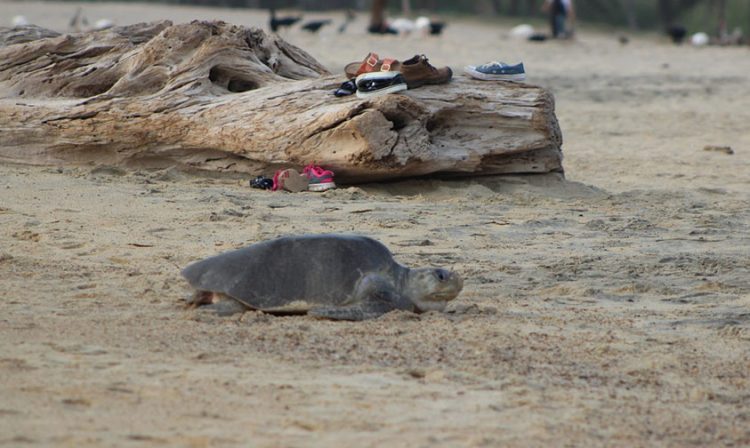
xmin=542 ymin=0 xmax=575 ymax=39
xmin=368 ymin=0 xmax=396 ymax=34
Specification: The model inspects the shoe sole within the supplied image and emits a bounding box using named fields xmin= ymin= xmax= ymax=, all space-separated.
xmin=355 ymin=83 xmax=408 ymax=98
xmin=405 ymin=78 xmax=450 ymax=89
xmin=277 ymin=169 xmax=310 ymax=193
xmin=464 ymin=66 xmax=526 ymax=82
xmin=308 ymin=182 xmax=336 ymax=192
xmin=404 ymin=67 xmax=453 ymax=89
xmin=344 ymin=61 xmax=360 ymax=79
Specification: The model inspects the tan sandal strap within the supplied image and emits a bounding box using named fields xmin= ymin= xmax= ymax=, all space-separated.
xmin=380 ymin=58 xmax=397 ymax=71
xmin=366 ymin=53 xmax=379 ymax=67
xmin=355 ymin=52 xmax=380 ymax=76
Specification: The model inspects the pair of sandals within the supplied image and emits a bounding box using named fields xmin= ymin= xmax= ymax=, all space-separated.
xmin=334 ymin=52 xmax=400 ymax=97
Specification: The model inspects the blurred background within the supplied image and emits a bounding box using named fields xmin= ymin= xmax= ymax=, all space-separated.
xmin=2 ymin=0 xmax=749 ymax=36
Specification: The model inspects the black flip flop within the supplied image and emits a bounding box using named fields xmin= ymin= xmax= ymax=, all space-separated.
xmin=334 ymin=79 xmax=356 ymax=97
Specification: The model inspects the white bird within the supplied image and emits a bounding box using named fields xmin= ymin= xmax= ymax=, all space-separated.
xmin=415 ymin=16 xmax=430 ymax=32
xmin=510 ymin=24 xmax=535 ymax=39
xmin=93 ymin=19 xmax=114 ymax=30
xmin=691 ymin=32 xmax=709 ymax=46
xmin=12 ymin=15 xmax=30 ymax=27
xmin=389 ymin=18 xmax=415 ymax=36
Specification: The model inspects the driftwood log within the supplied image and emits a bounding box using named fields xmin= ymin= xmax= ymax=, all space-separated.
xmin=0 ymin=21 xmax=563 ymax=182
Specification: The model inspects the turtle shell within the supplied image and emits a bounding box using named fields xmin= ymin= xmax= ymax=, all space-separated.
xmin=181 ymin=234 xmax=407 ymax=312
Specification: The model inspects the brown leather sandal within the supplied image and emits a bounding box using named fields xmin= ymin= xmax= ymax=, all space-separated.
xmin=344 ymin=53 xmax=402 ymax=79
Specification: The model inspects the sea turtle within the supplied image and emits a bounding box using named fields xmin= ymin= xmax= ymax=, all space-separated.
xmin=182 ymin=234 xmax=463 ymax=321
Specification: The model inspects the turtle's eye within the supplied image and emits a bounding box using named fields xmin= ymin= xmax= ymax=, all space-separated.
xmin=434 ymin=269 xmax=447 ymax=281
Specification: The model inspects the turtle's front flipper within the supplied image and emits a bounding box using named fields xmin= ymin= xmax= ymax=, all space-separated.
xmin=309 ymin=301 xmax=395 ymax=321
xmin=309 ymin=274 xmax=413 ymax=321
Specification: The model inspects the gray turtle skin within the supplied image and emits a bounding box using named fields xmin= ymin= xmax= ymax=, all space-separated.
xmin=181 ymin=234 xmax=463 ymax=321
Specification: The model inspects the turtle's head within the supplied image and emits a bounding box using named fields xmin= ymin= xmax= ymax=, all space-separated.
xmin=406 ymin=267 xmax=463 ymax=312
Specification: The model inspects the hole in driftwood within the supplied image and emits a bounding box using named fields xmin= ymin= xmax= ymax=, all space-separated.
xmin=208 ymin=66 xmax=222 ymax=83
xmin=209 ymin=66 xmax=259 ymax=93
xmin=426 ymin=115 xmax=446 ymax=132
xmin=381 ymin=110 xmax=410 ymax=131
xmin=227 ymin=79 xmax=258 ymax=93
xmin=71 ymin=80 xmax=117 ymax=97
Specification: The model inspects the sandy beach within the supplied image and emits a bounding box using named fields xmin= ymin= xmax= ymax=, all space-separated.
xmin=1 ymin=1 xmax=749 ymax=446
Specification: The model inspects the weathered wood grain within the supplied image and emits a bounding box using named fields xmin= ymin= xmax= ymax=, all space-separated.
xmin=0 ymin=20 xmax=563 ymax=182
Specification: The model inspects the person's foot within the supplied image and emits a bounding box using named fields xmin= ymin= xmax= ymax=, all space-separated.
xmin=464 ymin=62 xmax=526 ymax=82
xmin=399 ymin=54 xmax=452 ymax=89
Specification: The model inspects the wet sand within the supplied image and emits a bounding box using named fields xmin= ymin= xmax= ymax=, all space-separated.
xmin=1 ymin=2 xmax=749 ymax=446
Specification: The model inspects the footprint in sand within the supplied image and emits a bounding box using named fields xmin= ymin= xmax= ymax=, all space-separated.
xmin=718 ymin=325 xmax=749 ymax=340
xmin=59 ymin=241 xmax=86 ymax=250
xmin=12 ymin=230 xmax=40 ymax=242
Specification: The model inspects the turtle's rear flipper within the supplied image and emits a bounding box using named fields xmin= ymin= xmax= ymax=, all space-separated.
xmin=188 ymin=291 xmax=248 ymax=316
xmin=309 ymin=302 xmax=394 ymax=321
xmin=202 ymin=300 xmax=248 ymax=316
xmin=186 ymin=290 xmax=215 ymax=306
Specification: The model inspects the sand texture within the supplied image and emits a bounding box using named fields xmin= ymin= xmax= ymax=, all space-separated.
xmin=1 ymin=2 xmax=749 ymax=446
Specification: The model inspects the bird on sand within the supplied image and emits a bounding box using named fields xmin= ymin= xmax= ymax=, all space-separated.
xmin=389 ymin=18 xmax=415 ymax=35
xmin=69 ymin=7 xmax=89 ymax=32
xmin=269 ymin=8 xmax=302 ymax=33
xmin=301 ymin=19 xmax=332 ymax=33
xmin=428 ymin=22 xmax=446 ymax=35
xmin=338 ymin=9 xmax=356 ymax=34
xmin=12 ymin=15 xmax=29 ymax=27
xmin=666 ymin=24 xmax=687 ymax=44
xmin=415 ymin=17 xmax=447 ymax=36
xmin=93 ymin=18 xmax=114 ymax=30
